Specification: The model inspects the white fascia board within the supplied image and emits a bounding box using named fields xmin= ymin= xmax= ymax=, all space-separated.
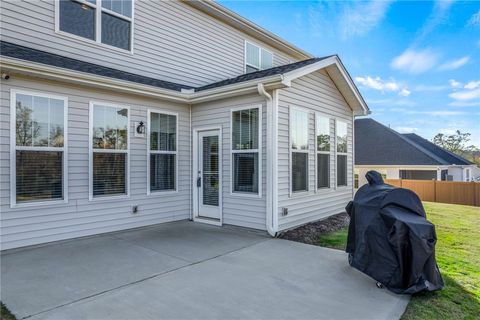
xmin=282 ymin=56 xmax=370 ymax=116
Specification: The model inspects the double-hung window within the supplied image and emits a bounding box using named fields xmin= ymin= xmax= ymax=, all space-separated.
xmin=316 ymin=115 xmax=331 ymax=189
xmin=90 ymin=103 xmax=129 ymax=199
xmin=245 ymin=41 xmax=273 ymax=73
xmin=148 ymin=111 xmax=177 ymax=193
xmin=231 ymin=107 xmax=261 ymax=195
xmin=336 ymin=120 xmax=348 ymax=187
xmin=11 ymin=91 xmax=67 ymax=206
xmin=58 ymin=0 xmax=133 ymax=51
xmin=290 ymin=108 xmax=309 ymax=193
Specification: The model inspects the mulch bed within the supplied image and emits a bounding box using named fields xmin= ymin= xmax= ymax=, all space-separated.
xmin=279 ymin=212 xmax=350 ymax=245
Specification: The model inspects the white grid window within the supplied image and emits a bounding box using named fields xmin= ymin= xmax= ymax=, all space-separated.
xmin=148 ymin=111 xmax=178 ymax=193
xmin=245 ymin=41 xmax=273 ymax=73
xmin=290 ymin=108 xmax=309 ymax=193
xmin=231 ymin=106 xmax=261 ymax=195
xmin=57 ymin=0 xmax=133 ymax=51
xmin=90 ymin=103 xmax=129 ymax=199
xmin=336 ymin=120 xmax=348 ymax=187
xmin=11 ymin=90 xmax=68 ymax=206
xmin=316 ymin=115 xmax=331 ymax=189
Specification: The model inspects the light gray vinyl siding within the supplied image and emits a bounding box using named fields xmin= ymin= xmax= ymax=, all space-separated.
xmin=0 ymin=0 xmax=293 ymax=87
xmin=277 ymin=70 xmax=354 ymax=231
xmin=191 ymin=95 xmax=267 ymax=230
xmin=0 ymin=76 xmax=192 ymax=250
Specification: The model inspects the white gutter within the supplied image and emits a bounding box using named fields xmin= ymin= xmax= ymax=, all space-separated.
xmin=258 ymin=83 xmax=278 ymax=237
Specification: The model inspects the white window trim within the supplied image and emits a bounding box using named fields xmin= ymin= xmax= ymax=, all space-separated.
xmin=54 ymin=0 xmax=135 ymax=54
xmin=315 ymin=112 xmax=332 ymax=192
xmin=89 ymin=101 xmax=130 ymax=201
xmin=244 ymin=40 xmax=274 ymax=73
xmin=230 ymin=104 xmax=262 ymax=198
xmin=289 ymin=106 xmax=310 ymax=196
xmin=146 ymin=109 xmax=179 ymax=195
xmin=10 ymin=89 xmax=69 ymax=208
xmin=335 ymin=118 xmax=349 ymax=189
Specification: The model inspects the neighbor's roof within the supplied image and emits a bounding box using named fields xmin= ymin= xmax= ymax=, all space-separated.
xmin=0 ymin=41 xmax=326 ymax=93
xmin=355 ymin=118 xmax=472 ymax=166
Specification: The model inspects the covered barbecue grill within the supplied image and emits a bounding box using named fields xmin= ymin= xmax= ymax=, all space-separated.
xmin=346 ymin=171 xmax=444 ymax=294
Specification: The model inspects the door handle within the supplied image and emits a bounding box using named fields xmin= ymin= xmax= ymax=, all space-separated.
xmin=197 ymin=177 xmax=201 ymax=187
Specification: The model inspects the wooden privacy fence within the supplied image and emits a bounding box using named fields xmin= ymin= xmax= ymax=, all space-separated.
xmin=384 ymin=179 xmax=480 ymax=207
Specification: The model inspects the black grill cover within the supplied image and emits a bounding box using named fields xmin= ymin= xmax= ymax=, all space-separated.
xmin=346 ymin=171 xmax=444 ymax=294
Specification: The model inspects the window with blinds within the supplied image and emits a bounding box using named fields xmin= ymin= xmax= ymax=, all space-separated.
xmin=148 ymin=112 xmax=177 ymax=193
xmin=336 ymin=120 xmax=348 ymax=187
xmin=231 ymin=107 xmax=260 ymax=194
xmin=13 ymin=91 xmax=67 ymax=205
xmin=91 ymin=103 xmax=128 ymax=198
xmin=316 ymin=115 xmax=331 ymax=189
xmin=291 ymin=108 xmax=309 ymax=193
xmin=245 ymin=41 xmax=273 ymax=73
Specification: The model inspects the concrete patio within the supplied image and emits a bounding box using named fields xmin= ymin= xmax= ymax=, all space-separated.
xmin=1 ymin=221 xmax=409 ymax=320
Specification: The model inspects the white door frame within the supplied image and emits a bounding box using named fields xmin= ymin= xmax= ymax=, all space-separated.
xmin=192 ymin=126 xmax=223 ymax=226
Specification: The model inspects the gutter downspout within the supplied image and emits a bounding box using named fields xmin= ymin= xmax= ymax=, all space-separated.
xmin=258 ymin=83 xmax=278 ymax=237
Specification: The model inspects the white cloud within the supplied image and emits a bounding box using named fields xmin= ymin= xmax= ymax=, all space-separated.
xmin=449 ymin=88 xmax=480 ymax=101
xmin=448 ymin=101 xmax=480 ymax=107
xmin=438 ymin=56 xmax=470 ymax=70
xmin=413 ymin=0 xmax=454 ymax=45
xmin=399 ymin=88 xmax=411 ymax=97
xmin=414 ymin=84 xmax=449 ymax=92
xmin=440 ymin=128 xmax=458 ymax=135
xmin=396 ymin=127 xmax=419 ymax=133
xmin=355 ymin=76 xmax=409 ymax=96
xmin=340 ymin=1 xmax=392 ymax=39
xmin=464 ymin=81 xmax=480 ymax=90
xmin=449 ymin=79 xmax=463 ymax=88
xmin=467 ymin=10 xmax=480 ymax=27
xmin=391 ymin=49 xmax=439 ymax=74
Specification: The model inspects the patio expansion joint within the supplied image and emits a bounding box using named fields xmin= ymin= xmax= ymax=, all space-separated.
xmin=21 ymin=237 xmax=273 ymax=320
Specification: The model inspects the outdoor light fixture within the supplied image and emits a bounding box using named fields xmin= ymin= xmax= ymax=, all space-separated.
xmin=136 ymin=121 xmax=145 ymax=135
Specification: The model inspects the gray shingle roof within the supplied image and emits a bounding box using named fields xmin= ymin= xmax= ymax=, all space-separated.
xmin=355 ymin=118 xmax=472 ymax=166
xmin=1 ymin=41 xmax=331 ymax=93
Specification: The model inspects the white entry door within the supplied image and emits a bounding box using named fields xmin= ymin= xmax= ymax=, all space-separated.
xmin=196 ymin=129 xmax=221 ymax=220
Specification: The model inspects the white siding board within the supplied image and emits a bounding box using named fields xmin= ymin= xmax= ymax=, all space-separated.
xmin=0 ymin=76 xmax=192 ymax=249
xmin=277 ymin=71 xmax=354 ymax=231
xmin=191 ymin=95 xmax=267 ymax=230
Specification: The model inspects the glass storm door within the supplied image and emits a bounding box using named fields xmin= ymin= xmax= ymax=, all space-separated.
xmin=197 ymin=130 xmax=220 ymax=219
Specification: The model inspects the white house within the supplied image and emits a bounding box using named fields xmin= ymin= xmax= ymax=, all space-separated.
xmin=0 ymin=0 xmax=369 ymax=250
xmin=354 ymin=118 xmax=477 ymax=187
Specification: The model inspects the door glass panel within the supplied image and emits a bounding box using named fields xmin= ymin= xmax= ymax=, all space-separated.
xmin=202 ymin=135 xmax=219 ymax=206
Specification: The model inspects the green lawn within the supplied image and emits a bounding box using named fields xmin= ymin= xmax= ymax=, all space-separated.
xmin=317 ymin=202 xmax=480 ymax=320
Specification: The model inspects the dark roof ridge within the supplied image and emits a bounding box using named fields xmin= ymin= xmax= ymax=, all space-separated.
xmin=358 ymin=118 xmax=449 ymax=165
xmin=402 ymin=133 xmax=473 ymax=165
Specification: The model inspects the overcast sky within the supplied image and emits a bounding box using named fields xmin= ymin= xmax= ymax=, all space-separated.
xmin=220 ymin=0 xmax=480 ymax=147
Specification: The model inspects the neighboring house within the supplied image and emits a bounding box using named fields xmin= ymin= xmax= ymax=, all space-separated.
xmin=354 ymin=118 xmax=477 ymax=187
xmin=0 ymin=0 xmax=369 ymax=250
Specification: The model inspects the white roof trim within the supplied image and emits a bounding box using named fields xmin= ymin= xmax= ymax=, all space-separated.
xmin=282 ymin=56 xmax=370 ymax=116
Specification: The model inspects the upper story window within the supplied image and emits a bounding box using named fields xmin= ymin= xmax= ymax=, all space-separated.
xmin=58 ymin=0 xmax=133 ymax=51
xmin=11 ymin=90 xmax=68 ymax=206
xmin=336 ymin=120 xmax=348 ymax=187
xmin=245 ymin=41 xmax=273 ymax=73
xmin=290 ymin=108 xmax=309 ymax=193
xmin=231 ymin=106 xmax=261 ymax=195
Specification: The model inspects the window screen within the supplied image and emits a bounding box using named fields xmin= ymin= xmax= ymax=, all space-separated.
xmin=336 ymin=121 xmax=348 ymax=187
xmin=231 ymin=108 xmax=260 ymax=194
xmin=101 ymin=12 xmax=131 ymax=50
xmin=245 ymin=42 xmax=273 ymax=73
xmin=337 ymin=155 xmax=347 ymax=187
xmin=92 ymin=104 xmax=128 ymax=197
xmin=14 ymin=92 xmax=66 ymax=204
xmin=149 ymin=112 xmax=177 ymax=192
xmin=93 ymin=153 xmax=126 ymax=196
xmin=317 ymin=153 xmax=329 ymax=189
xmin=292 ymin=152 xmax=308 ymax=192
xmin=316 ymin=116 xmax=330 ymax=189
xmin=59 ymin=0 xmax=95 ymax=40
